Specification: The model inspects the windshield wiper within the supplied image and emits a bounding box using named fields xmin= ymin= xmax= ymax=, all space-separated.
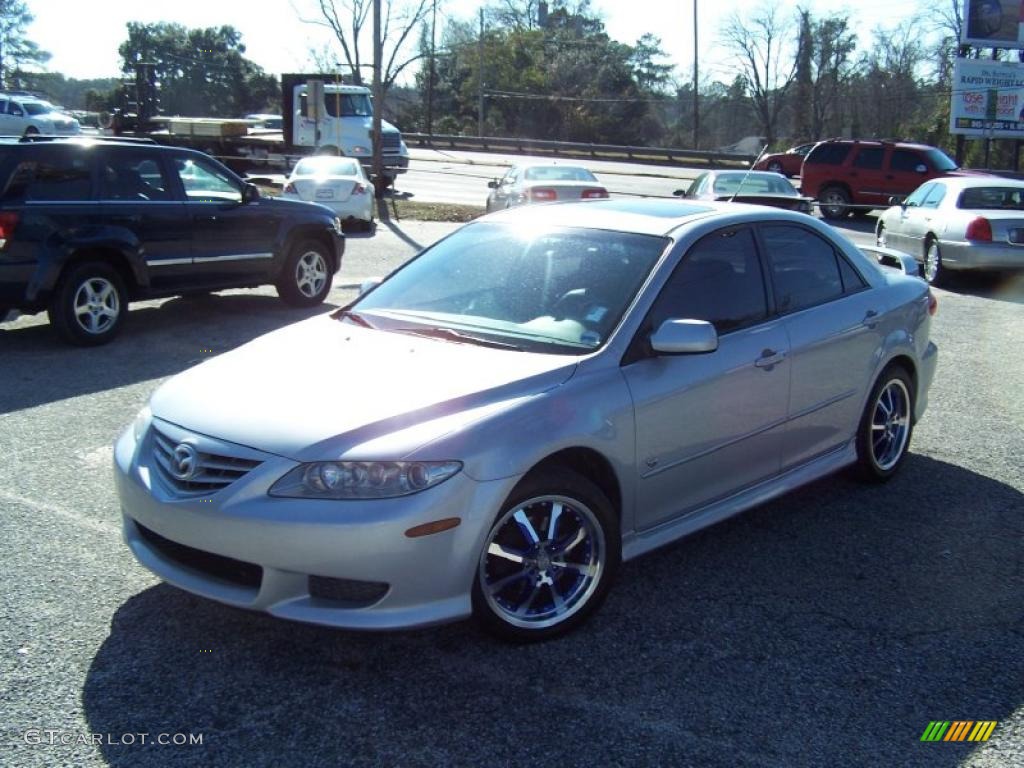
xmin=332 ymin=309 xmax=375 ymax=328
xmin=390 ymin=326 xmax=523 ymax=351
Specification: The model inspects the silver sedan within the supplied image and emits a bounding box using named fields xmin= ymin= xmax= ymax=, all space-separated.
xmin=115 ymin=200 xmax=937 ymax=642
xmin=485 ymin=163 xmax=608 ymax=211
xmin=875 ymin=176 xmax=1024 ymax=285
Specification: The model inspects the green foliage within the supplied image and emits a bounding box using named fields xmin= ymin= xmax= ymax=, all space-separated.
xmin=118 ymin=22 xmax=278 ymax=117
xmin=0 ymin=0 xmax=50 ymax=87
xmin=10 ymin=72 xmax=120 ymax=109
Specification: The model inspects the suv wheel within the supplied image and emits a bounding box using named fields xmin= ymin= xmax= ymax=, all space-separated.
xmin=276 ymin=239 xmax=333 ymax=307
xmin=48 ymin=262 xmax=127 ymax=346
xmin=819 ymin=185 xmax=851 ymax=220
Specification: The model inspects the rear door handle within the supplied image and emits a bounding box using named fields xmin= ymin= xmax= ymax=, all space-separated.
xmin=863 ymin=309 xmax=879 ymax=329
xmin=755 ymin=349 xmax=787 ymax=369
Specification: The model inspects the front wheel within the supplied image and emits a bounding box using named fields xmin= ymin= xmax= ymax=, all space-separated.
xmin=473 ymin=468 xmax=619 ymax=643
xmin=48 ymin=262 xmax=127 ymax=346
xmin=276 ymin=239 xmax=333 ymax=307
xmin=876 ymin=224 xmax=887 ymax=247
xmin=854 ymin=366 xmax=914 ymax=483
xmin=819 ymin=185 xmax=851 ymax=220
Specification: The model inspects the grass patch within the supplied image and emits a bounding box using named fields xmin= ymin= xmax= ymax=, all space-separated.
xmin=379 ymin=198 xmax=484 ymax=223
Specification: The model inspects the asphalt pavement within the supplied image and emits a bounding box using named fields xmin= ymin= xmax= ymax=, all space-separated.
xmin=1 ymin=216 xmax=1022 ymax=768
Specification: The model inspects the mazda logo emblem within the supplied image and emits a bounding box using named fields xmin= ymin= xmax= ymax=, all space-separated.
xmin=171 ymin=443 xmax=199 ymax=481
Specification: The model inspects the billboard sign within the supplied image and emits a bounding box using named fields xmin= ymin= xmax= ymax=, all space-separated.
xmin=951 ymin=58 xmax=1024 ymax=137
xmin=962 ymin=0 xmax=1024 ymax=49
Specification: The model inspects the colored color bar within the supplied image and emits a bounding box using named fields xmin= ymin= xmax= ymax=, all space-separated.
xmin=980 ymin=721 xmax=997 ymax=741
xmin=924 ymin=721 xmax=950 ymax=742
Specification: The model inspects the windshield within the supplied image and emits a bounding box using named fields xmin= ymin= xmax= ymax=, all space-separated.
xmin=293 ymin=157 xmax=361 ymax=177
xmin=924 ymin=147 xmax=958 ymax=172
xmin=351 ymin=222 xmax=669 ymax=354
xmin=22 ymin=102 xmax=56 ymax=116
xmin=523 ymin=166 xmax=598 ymax=182
xmin=324 ymin=92 xmax=373 ymax=117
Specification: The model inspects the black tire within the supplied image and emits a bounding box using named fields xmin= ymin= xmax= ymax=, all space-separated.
xmin=819 ymin=185 xmax=851 ymax=220
xmin=23 ymin=126 xmax=39 ymax=137
xmin=875 ymin=224 xmax=887 ymax=247
xmin=472 ymin=467 xmax=620 ymax=643
xmin=924 ymin=239 xmax=949 ymax=287
xmin=47 ymin=261 xmax=127 ymax=346
xmin=275 ymin=239 xmax=334 ymax=307
xmin=854 ymin=366 xmax=914 ymax=483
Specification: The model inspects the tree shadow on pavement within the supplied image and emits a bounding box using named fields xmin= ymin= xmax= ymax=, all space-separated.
xmin=81 ymin=454 xmax=1022 ymax=768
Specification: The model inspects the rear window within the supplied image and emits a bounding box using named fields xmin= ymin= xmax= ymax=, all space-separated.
xmin=805 ymin=143 xmax=851 ymax=166
xmin=958 ymin=186 xmax=1024 ymax=210
xmin=1 ymin=154 xmax=92 ymax=202
xmin=523 ymin=166 xmax=598 ymax=182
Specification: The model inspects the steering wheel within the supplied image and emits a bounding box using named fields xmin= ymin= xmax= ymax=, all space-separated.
xmin=551 ymin=288 xmax=590 ymax=320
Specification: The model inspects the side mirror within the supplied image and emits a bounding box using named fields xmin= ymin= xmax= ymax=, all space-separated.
xmin=888 ymin=195 xmax=904 ymax=207
xmin=673 ymin=189 xmax=686 ymax=197
xmin=649 ymin=319 xmax=718 ymax=355
xmin=242 ymin=183 xmax=260 ymax=203
xmin=358 ymin=279 xmax=381 ymax=296
xmin=487 ymin=180 xmax=498 ymax=189
xmin=915 ymin=164 xmax=928 ymax=174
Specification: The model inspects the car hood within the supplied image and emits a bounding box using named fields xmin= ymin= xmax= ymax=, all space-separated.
xmin=149 ymin=315 xmax=578 ymax=460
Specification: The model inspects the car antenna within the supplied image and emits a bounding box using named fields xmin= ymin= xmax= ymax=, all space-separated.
xmin=730 ymin=143 xmax=770 ymax=203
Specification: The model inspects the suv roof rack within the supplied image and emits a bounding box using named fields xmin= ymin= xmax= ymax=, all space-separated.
xmin=10 ymin=134 xmax=158 ymax=145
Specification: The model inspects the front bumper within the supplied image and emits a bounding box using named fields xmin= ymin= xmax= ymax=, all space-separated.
xmin=114 ymin=419 xmax=518 ymax=630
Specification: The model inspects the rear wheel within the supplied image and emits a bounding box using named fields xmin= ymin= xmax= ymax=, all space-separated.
xmin=473 ymin=468 xmax=619 ymax=643
xmin=854 ymin=366 xmax=914 ymax=482
xmin=276 ymin=239 xmax=333 ymax=307
xmin=48 ymin=261 xmax=127 ymax=346
xmin=924 ymin=239 xmax=948 ymax=287
xmin=819 ymin=185 xmax=851 ymax=220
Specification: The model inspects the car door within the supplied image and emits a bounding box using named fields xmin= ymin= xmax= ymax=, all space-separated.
xmin=888 ymin=149 xmax=932 ymax=199
xmin=758 ymin=223 xmax=883 ymax=469
xmin=901 ymin=182 xmax=947 ymax=257
xmin=848 ymin=146 xmax=888 ymax=209
xmin=492 ymin=168 xmax=519 ymax=209
xmin=623 ymin=225 xmax=790 ymax=531
xmin=97 ymin=148 xmax=194 ymax=294
xmin=168 ymin=153 xmax=280 ymax=285
xmin=888 ymin=183 xmax=934 ymax=253
xmin=0 ymin=98 xmax=10 ymax=133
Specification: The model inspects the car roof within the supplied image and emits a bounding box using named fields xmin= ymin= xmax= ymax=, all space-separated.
xmin=482 ymin=198 xmax=816 ymax=236
xmin=930 ymin=176 xmax=1024 ymax=190
xmin=819 ymin=138 xmax=938 ymax=152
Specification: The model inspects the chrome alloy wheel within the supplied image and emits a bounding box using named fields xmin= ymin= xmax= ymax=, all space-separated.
xmin=479 ymin=495 xmax=605 ymax=630
xmin=295 ymin=250 xmax=328 ymax=298
xmin=924 ymin=243 xmax=941 ymax=284
xmin=871 ymin=378 xmax=911 ymax=471
xmin=73 ymin=277 xmax=120 ymax=335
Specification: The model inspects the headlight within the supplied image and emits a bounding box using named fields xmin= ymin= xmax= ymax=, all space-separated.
xmin=269 ymin=460 xmax=462 ymax=500
xmin=349 ymin=145 xmax=370 ymax=156
xmin=132 ymin=405 xmax=152 ymax=441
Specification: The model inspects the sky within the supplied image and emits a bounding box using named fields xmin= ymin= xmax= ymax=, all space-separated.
xmin=26 ymin=0 xmax=925 ymax=84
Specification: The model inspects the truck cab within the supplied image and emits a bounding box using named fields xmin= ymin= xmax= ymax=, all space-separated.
xmin=286 ymin=78 xmax=409 ymax=185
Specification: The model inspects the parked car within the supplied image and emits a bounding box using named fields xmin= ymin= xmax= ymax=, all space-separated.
xmin=677 ymin=170 xmax=813 ymax=212
xmin=280 ymin=155 xmax=374 ymax=231
xmin=800 ymin=139 xmax=983 ymax=220
xmin=0 ymin=137 xmax=344 ymax=345
xmin=485 ymin=163 xmax=608 ymax=211
xmin=115 ymin=198 xmax=937 ymax=642
xmin=752 ymin=142 xmax=815 ymax=177
xmin=0 ymin=93 xmax=80 ymax=136
xmin=875 ymin=176 xmax=1024 ymax=285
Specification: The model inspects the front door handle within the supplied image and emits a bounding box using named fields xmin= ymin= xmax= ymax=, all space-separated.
xmin=863 ymin=309 xmax=879 ymax=329
xmin=755 ymin=349 xmax=787 ymax=369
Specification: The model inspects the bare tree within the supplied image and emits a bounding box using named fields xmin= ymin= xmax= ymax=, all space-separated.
xmin=809 ymin=14 xmax=857 ymax=138
xmin=720 ymin=3 xmax=797 ymax=146
xmin=300 ymin=0 xmax=431 ymax=92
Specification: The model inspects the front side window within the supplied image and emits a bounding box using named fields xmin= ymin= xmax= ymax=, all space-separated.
xmin=323 ymin=93 xmax=373 ymax=117
xmin=891 ymin=150 xmax=926 ymax=173
xmin=351 ymin=223 xmax=668 ymax=353
xmin=173 ymin=157 xmax=241 ymax=202
xmin=1 ymin=152 xmax=92 ymax=202
xmin=646 ymin=227 xmax=768 ymax=335
xmin=903 ymin=183 xmax=933 ymax=208
xmin=761 ymin=225 xmax=844 ymax=313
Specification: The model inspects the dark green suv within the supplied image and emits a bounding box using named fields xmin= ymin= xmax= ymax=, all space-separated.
xmin=0 ymin=137 xmax=344 ymax=345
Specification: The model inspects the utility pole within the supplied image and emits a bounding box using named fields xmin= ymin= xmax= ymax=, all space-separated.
xmin=426 ymin=0 xmax=437 ymax=137
xmin=692 ymin=0 xmax=699 ymax=149
xmin=372 ymin=0 xmax=384 ymax=197
xmin=478 ymin=8 xmax=485 ymax=137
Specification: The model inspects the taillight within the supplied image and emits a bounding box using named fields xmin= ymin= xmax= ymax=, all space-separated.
xmin=581 ymin=187 xmax=609 ymax=199
xmin=965 ymin=216 xmax=992 ymax=242
xmin=928 ymin=290 xmax=938 ymax=316
xmin=0 ymin=211 xmax=19 ymax=246
xmin=352 ymin=183 xmax=367 ymax=196
xmin=529 ymin=187 xmax=557 ymax=202
xmin=283 ymin=182 xmax=296 ymax=194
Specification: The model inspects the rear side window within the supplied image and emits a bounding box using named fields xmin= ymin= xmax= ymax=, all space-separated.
xmin=760 ymin=225 xmax=844 ymax=313
xmin=891 ymin=150 xmax=926 ymax=172
xmin=852 ymin=148 xmax=884 ymax=169
xmin=99 ymin=153 xmax=173 ymax=201
xmin=1 ymin=153 xmax=93 ymax=202
xmin=806 ymin=143 xmax=850 ymax=166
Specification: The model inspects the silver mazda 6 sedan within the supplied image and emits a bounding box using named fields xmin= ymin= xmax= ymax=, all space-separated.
xmin=115 ymin=199 xmax=938 ymax=642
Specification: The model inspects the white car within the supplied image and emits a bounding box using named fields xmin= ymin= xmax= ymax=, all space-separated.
xmin=0 ymin=94 xmax=80 ymax=136
xmin=281 ymin=156 xmax=374 ymax=231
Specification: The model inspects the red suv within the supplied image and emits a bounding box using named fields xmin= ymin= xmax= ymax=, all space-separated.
xmin=800 ymin=139 xmax=982 ymax=219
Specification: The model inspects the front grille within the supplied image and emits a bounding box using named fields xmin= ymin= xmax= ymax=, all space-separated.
xmin=309 ymin=575 xmax=389 ymax=607
xmin=137 ymin=523 xmax=262 ymax=588
xmin=151 ymin=426 xmax=261 ymax=496
xmin=381 ymin=132 xmax=401 ymax=152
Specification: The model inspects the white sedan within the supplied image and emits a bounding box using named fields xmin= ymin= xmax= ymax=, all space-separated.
xmin=281 ymin=156 xmax=374 ymax=231
xmin=875 ymin=176 xmax=1024 ymax=285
